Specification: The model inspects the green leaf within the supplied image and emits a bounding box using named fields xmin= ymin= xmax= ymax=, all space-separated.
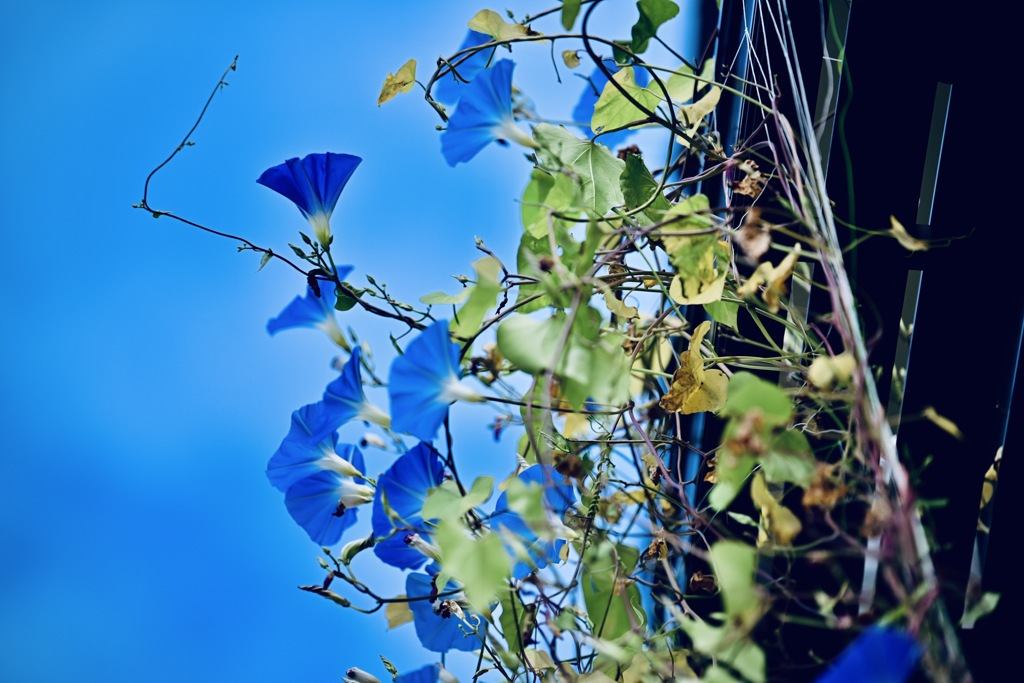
xmin=630 ymin=0 xmax=680 ymax=54
xmin=435 ymin=519 xmax=510 ymax=612
xmin=561 ymin=0 xmax=582 ymax=29
xmin=421 ymin=476 xmax=494 ymax=520
xmin=704 ymin=299 xmax=739 ymax=329
xmin=420 ymin=289 xmax=470 ymax=305
xmin=497 ymin=314 xmax=567 ymax=376
xmin=666 ymin=58 xmax=716 ymax=103
xmin=335 ymin=289 xmax=359 ymax=312
xmin=620 ymin=152 xmax=671 ymax=223
xmin=708 ymin=540 xmax=759 ymax=621
xmin=378 ymin=58 xmax=417 ymax=106
xmin=708 ymin=454 xmax=755 ymax=510
xmin=533 ymin=123 xmax=625 ymax=217
xmin=961 ymin=592 xmax=1000 ymax=626
xmin=722 ymin=372 xmax=793 ymax=426
xmin=521 ymin=169 xmax=580 ymax=239
xmin=380 ymin=655 xmax=399 ymax=681
xmin=498 ymin=587 xmax=531 ymax=653
xmin=468 ymin=9 xmax=530 ymax=40
xmin=660 ymin=194 xmax=729 ymax=304
xmin=591 ymin=68 xmax=661 ymax=134
xmin=258 ymin=251 xmax=272 ymax=271
xmin=452 ymin=256 xmax=502 ymax=338
xmin=761 ymin=431 xmax=814 ymax=484
xmin=581 ymin=541 xmax=644 ymax=640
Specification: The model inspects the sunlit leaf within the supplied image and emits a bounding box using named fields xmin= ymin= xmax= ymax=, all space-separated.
xmin=659 ymin=321 xmax=728 ymax=414
xmin=385 ymin=599 xmax=414 ymax=629
xmin=562 ymin=49 xmax=581 ymax=68
xmin=704 ymin=299 xmax=739 ymax=329
xmin=421 ymin=476 xmax=494 ymax=520
xmin=534 ymin=123 xmax=625 ymax=216
xmin=708 ymin=540 xmax=760 ymax=624
xmin=961 ymin=592 xmax=1000 ymax=626
xmin=666 ymin=58 xmax=716 ymax=102
xmin=736 ymin=245 xmax=801 ymax=313
xmin=453 ymin=255 xmax=502 ymax=338
xmin=807 ymin=351 xmax=857 ymax=389
xmin=521 ymin=168 xmax=580 ymax=238
xmin=630 ymin=0 xmax=680 ymax=54
xmin=599 ymin=283 xmax=639 ymax=321
xmin=378 ymin=59 xmax=417 ymax=106
xmin=620 ymin=151 xmax=671 ymax=223
xmin=722 ymin=372 xmax=793 ymax=426
xmin=468 ymin=9 xmax=531 ymax=40
xmin=420 ymin=289 xmax=470 ymax=305
xmin=524 ymin=649 xmax=556 ymax=670
xmin=591 ymin=68 xmax=661 ymax=134
xmin=434 ymin=518 xmax=509 ymax=612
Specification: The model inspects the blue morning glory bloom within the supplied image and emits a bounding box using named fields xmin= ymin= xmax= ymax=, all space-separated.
xmin=395 ymin=664 xmax=456 ymax=683
xmin=492 ymin=465 xmax=577 ymax=579
xmin=267 ymin=412 xmax=365 ymax=492
xmin=266 ymin=270 xmax=354 ymax=349
xmin=815 ymin=627 xmax=921 ymax=683
xmin=371 ymin=443 xmax=445 ymax=570
xmin=257 ymin=152 xmax=361 ymax=246
xmin=283 ymin=447 xmax=373 ymax=546
xmin=440 ymin=60 xmax=535 ymax=166
xmin=311 ymin=347 xmax=391 ymax=433
xmin=572 ymin=60 xmax=650 ymax=149
xmin=433 ymin=30 xmax=493 ymax=104
xmin=388 ymin=319 xmax=481 ymax=442
xmin=406 ymin=571 xmax=479 ymax=653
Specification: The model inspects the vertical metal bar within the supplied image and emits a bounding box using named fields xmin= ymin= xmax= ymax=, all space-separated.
xmin=917 ymin=83 xmax=952 ymax=226
xmin=813 ymin=0 xmax=852 ymax=179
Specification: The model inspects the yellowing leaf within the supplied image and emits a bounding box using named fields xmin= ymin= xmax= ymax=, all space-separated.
xmin=601 ymin=285 xmax=639 ymax=321
xmin=806 ymin=351 xmax=856 ymax=389
xmin=890 ymin=216 xmax=928 ymax=251
xmin=659 ymin=321 xmax=728 ymax=414
xmin=385 ymin=599 xmax=414 ymax=629
xmin=674 ymin=85 xmax=721 ymax=148
xmin=468 ymin=9 xmax=531 ymax=41
xmin=669 ymin=268 xmax=725 ymax=305
xmin=524 ymin=648 xmax=557 ymax=670
xmin=737 ymin=244 xmax=800 ymax=313
xmin=923 ymin=406 xmax=963 ymax=440
xmin=562 ymin=49 xmax=581 ymax=68
xmin=751 ymin=473 xmax=802 ymax=547
xmin=377 ymin=59 xmax=417 ymax=106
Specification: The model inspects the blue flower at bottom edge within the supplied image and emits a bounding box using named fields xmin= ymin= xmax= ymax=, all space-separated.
xmin=371 ymin=443 xmax=446 ymax=570
xmin=407 ymin=571 xmax=479 ymax=653
xmin=266 ymin=271 xmax=354 ymax=348
xmin=433 ymin=30 xmax=492 ymax=104
xmin=282 ymin=445 xmax=372 ymax=546
xmin=440 ymin=60 xmax=535 ymax=166
xmin=257 ymin=152 xmax=361 ymax=246
xmin=388 ymin=319 xmax=480 ymax=442
xmin=814 ymin=627 xmax=921 ymax=683
xmin=492 ymin=465 xmax=577 ymax=579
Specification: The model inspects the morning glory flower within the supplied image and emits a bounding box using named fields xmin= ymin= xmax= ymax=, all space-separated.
xmin=394 ymin=664 xmax=454 ymax=683
xmin=491 ymin=464 xmax=577 ymax=579
xmin=433 ymin=30 xmax=493 ymax=104
xmin=283 ymin=446 xmax=372 ymax=546
xmin=371 ymin=443 xmax=445 ymax=570
xmin=311 ymin=347 xmax=391 ymax=434
xmin=573 ymin=60 xmax=649 ymax=149
xmin=388 ymin=319 xmax=481 ymax=443
xmin=815 ymin=627 xmax=921 ymax=683
xmin=266 ymin=271 xmax=354 ymax=349
xmin=257 ymin=152 xmax=361 ymax=246
xmin=440 ymin=60 xmax=536 ymax=166
xmin=267 ymin=411 xmax=365 ymax=492
xmin=406 ymin=571 xmax=479 ymax=653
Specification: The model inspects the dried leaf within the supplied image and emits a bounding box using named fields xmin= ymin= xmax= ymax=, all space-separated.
xmin=751 ymin=473 xmax=802 ymax=547
xmin=737 ymin=244 xmax=801 ymax=313
xmin=659 ymin=321 xmax=728 ymax=414
xmin=385 ymin=599 xmax=414 ymax=629
xmin=378 ymin=59 xmax=417 ymax=106
xmin=890 ymin=216 xmax=928 ymax=251
xmin=735 ymin=207 xmax=771 ymax=260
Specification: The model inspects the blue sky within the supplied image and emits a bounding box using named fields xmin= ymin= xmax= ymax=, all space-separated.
xmin=0 ymin=2 xmax=690 ymax=680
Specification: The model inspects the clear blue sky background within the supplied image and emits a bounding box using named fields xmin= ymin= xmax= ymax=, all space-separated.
xmin=0 ymin=2 xmax=690 ymax=680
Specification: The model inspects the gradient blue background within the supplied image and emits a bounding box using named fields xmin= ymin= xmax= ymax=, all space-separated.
xmin=0 ymin=2 xmax=683 ymax=680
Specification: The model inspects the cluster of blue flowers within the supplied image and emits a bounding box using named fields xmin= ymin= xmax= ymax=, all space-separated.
xmin=257 ymin=151 xmax=578 ymax=660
